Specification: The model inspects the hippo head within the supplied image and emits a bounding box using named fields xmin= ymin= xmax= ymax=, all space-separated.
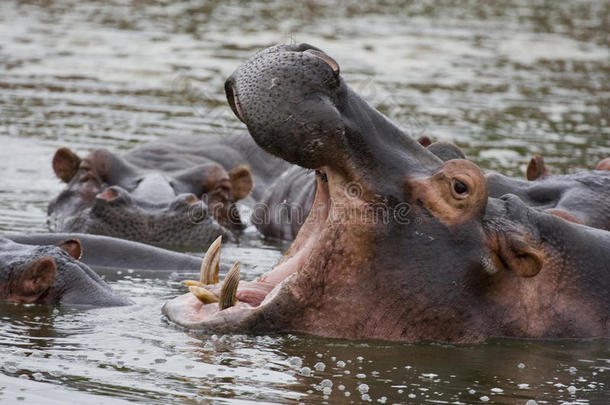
xmin=163 ymin=44 xmax=605 ymax=341
xmin=0 ymin=237 xmax=130 ymax=306
xmin=49 ymin=147 xmax=254 ymax=247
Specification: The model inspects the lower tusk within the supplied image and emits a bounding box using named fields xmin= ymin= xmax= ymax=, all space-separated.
xmin=219 ymin=262 xmax=240 ymax=310
xmin=184 ymin=280 xmax=203 ymax=287
xmin=200 ymin=236 xmax=222 ymax=284
xmin=189 ymin=286 xmax=219 ymax=304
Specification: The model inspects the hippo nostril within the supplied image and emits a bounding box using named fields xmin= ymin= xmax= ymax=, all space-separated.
xmin=304 ymin=49 xmax=340 ymax=76
xmin=224 ymin=77 xmax=245 ymax=122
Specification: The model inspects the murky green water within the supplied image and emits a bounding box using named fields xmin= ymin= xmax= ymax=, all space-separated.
xmin=0 ymin=0 xmax=609 ymax=403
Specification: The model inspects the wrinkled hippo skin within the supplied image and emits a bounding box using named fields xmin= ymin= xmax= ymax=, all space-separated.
xmin=0 ymin=235 xmax=131 ymax=306
xmin=163 ymin=43 xmax=610 ymax=342
xmin=48 ymin=133 xmax=272 ymax=247
xmin=6 ymin=233 xmax=202 ymax=273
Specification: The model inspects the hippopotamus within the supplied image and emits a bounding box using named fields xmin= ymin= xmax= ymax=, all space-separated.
xmin=48 ymin=134 xmax=269 ymax=247
xmin=0 ymin=235 xmax=131 ymax=306
xmin=486 ymin=156 xmax=610 ymax=230
xmin=1 ymin=233 xmax=206 ymax=306
xmin=163 ymin=43 xmax=610 ymax=342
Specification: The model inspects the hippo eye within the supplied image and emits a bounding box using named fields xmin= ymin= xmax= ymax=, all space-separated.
xmin=453 ymin=180 xmax=468 ymax=194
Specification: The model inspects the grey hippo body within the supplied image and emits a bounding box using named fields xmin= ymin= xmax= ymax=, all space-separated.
xmin=163 ymin=43 xmax=610 ymax=342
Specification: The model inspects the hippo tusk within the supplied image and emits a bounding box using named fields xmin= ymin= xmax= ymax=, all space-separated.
xmin=200 ymin=236 xmax=222 ymax=284
xmin=189 ymin=285 xmax=220 ymax=304
xmin=219 ymin=262 xmax=240 ymax=310
xmin=184 ymin=280 xmax=203 ymax=287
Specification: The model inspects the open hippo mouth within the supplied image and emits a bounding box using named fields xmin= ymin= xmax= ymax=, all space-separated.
xmin=162 ymin=166 xmax=333 ymax=331
xmin=165 ymin=44 xmax=610 ymax=342
xmin=163 ymin=44 xmax=455 ymax=337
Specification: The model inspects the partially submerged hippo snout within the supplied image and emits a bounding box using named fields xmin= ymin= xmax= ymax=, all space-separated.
xmin=164 ymin=44 xmax=610 ymax=342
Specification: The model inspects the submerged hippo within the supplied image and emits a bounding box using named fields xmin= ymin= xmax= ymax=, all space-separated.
xmin=49 ymin=138 xmax=258 ymax=247
xmin=163 ymin=44 xmax=610 ymax=342
xmin=1 ymin=233 xmax=208 ymax=306
xmin=486 ymin=156 xmax=610 ymax=230
xmin=0 ymin=236 xmax=130 ymax=306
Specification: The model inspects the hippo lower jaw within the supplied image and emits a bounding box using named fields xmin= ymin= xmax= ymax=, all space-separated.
xmin=162 ymin=169 xmax=333 ymax=332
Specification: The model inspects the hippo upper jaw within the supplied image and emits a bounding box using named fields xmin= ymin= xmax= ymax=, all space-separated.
xmin=224 ymin=43 xmax=442 ymax=195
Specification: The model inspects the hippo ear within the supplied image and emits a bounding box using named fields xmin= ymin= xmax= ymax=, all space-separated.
xmin=596 ymin=158 xmax=610 ymax=171
xmin=228 ymin=165 xmax=254 ymax=200
xmin=526 ymin=154 xmax=550 ymax=181
xmin=53 ymin=147 xmax=82 ymax=182
xmin=417 ymin=136 xmax=432 ymax=147
xmin=57 ymin=239 xmax=83 ymax=260
xmin=489 ymin=232 xmax=544 ymax=278
xmin=12 ymin=257 xmax=57 ymax=302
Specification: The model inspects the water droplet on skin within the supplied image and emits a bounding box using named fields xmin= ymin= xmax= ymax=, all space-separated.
xmin=314 ymin=362 xmax=325 ymax=371
xmin=518 ymin=363 xmax=526 ymax=369
xmin=322 ymin=387 xmax=331 ymax=395
xmin=525 ymin=400 xmax=537 ymax=405
xmin=362 ymin=393 xmax=371 ymax=401
xmin=568 ymin=366 xmax=577 ymax=373
xmin=336 ymin=361 xmax=346 ymax=368
xmin=320 ymin=379 xmax=332 ymax=388
xmin=378 ymin=396 xmax=387 ymax=403
xmin=567 ymin=385 xmax=576 ymax=394
xmin=491 ymin=387 xmax=503 ymax=393
xmin=356 ymin=373 xmax=366 ymax=379
xmin=338 ymin=385 xmax=345 ymax=391
xmin=480 ymin=395 xmax=490 ymax=402
xmin=408 ymin=393 xmax=416 ymax=399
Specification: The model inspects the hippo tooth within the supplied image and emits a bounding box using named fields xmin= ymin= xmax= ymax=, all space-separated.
xmin=200 ymin=236 xmax=222 ymax=284
xmin=189 ymin=286 xmax=219 ymax=304
xmin=219 ymin=262 xmax=240 ymax=310
xmin=184 ymin=280 xmax=203 ymax=287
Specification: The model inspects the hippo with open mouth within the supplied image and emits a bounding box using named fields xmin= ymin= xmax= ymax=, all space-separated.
xmin=163 ymin=44 xmax=610 ymax=342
